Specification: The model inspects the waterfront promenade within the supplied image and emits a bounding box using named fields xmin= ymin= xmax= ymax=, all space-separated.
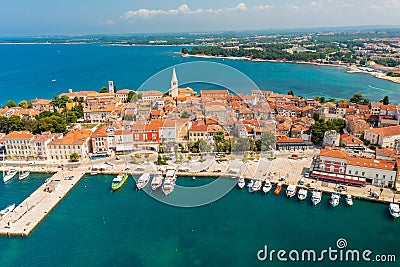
xmin=0 ymin=169 xmax=85 ymax=236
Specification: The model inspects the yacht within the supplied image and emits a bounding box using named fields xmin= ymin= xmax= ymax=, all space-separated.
xmin=297 ymin=188 xmax=308 ymax=201
xmin=237 ymin=177 xmax=246 ymax=189
xmin=389 ymin=203 xmax=400 ymax=218
xmin=111 ymin=173 xmax=128 ymax=191
xmin=151 ymin=173 xmax=164 ymax=191
xmin=162 ymin=169 xmax=176 ymax=196
xmin=0 ymin=203 xmax=15 ymax=217
xmin=311 ymin=191 xmax=322 ymax=206
xmin=274 ymin=183 xmax=282 ymax=195
xmin=345 ymin=194 xmax=353 ymax=206
xmin=262 ymin=180 xmax=272 ymax=193
xmin=286 ymin=185 xmax=297 ymax=198
xmin=19 ymin=170 xmax=30 ymax=180
xmin=136 ymin=173 xmax=151 ymax=190
xmin=3 ymin=169 xmax=17 ymax=183
xmin=330 ymin=192 xmax=341 ymax=208
xmin=249 ymin=180 xmax=262 ymax=193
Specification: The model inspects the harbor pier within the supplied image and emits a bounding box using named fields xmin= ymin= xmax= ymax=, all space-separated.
xmin=0 ymin=169 xmax=85 ymax=236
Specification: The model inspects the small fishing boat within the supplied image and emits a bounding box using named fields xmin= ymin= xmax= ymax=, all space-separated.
xmin=389 ymin=203 xmax=400 ymax=218
xmin=136 ymin=173 xmax=151 ymax=190
xmin=274 ymin=183 xmax=282 ymax=195
xmin=237 ymin=177 xmax=246 ymax=189
xmin=19 ymin=171 xmax=30 ymax=180
xmin=111 ymin=173 xmax=128 ymax=191
xmin=345 ymin=194 xmax=353 ymax=206
xmin=0 ymin=203 xmax=16 ymax=217
xmin=162 ymin=169 xmax=176 ymax=196
xmin=330 ymin=192 xmax=340 ymax=208
xmin=297 ymin=188 xmax=308 ymax=201
xmin=249 ymin=180 xmax=262 ymax=193
xmin=311 ymin=191 xmax=322 ymax=206
xmin=151 ymin=173 xmax=164 ymax=191
xmin=3 ymin=169 xmax=17 ymax=183
xmin=286 ymin=184 xmax=297 ymax=198
xmin=262 ymin=180 xmax=272 ymax=193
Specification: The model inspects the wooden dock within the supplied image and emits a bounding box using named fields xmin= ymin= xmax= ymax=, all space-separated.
xmin=0 ymin=169 xmax=85 ymax=236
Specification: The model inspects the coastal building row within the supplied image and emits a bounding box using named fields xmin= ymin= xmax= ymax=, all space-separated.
xmin=312 ymin=148 xmax=399 ymax=188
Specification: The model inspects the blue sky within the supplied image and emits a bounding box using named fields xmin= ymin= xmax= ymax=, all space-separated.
xmin=1 ymin=0 xmax=400 ymax=35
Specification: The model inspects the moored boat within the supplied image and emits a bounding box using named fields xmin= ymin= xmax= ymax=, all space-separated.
xmin=286 ymin=184 xmax=297 ymax=198
xmin=151 ymin=173 xmax=164 ymax=191
xmin=19 ymin=170 xmax=30 ymax=180
xmin=136 ymin=173 xmax=151 ymax=190
xmin=345 ymin=194 xmax=353 ymax=206
xmin=311 ymin=191 xmax=322 ymax=206
xmin=330 ymin=192 xmax=340 ymax=208
xmin=111 ymin=173 xmax=128 ymax=191
xmin=389 ymin=203 xmax=400 ymax=218
xmin=0 ymin=203 xmax=16 ymax=217
xmin=162 ymin=169 xmax=176 ymax=196
xmin=237 ymin=177 xmax=246 ymax=189
xmin=3 ymin=169 xmax=17 ymax=183
xmin=297 ymin=188 xmax=308 ymax=201
xmin=262 ymin=180 xmax=272 ymax=193
xmin=250 ymin=180 xmax=262 ymax=193
xmin=274 ymin=183 xmax=282 ymax=195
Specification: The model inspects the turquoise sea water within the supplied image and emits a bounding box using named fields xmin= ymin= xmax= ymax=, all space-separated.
xmin=0 ymin=175 xmax=399 ymax=266
xmin=1 ymin=44 xmax=400 ymax=103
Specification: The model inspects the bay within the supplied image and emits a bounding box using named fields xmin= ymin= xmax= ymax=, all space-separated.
xmin=1 ymin=44 xmax=400 ymax=104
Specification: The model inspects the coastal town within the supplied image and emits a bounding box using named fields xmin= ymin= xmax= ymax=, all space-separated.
xmin=1 ymin=66 xmax=400 ymax=235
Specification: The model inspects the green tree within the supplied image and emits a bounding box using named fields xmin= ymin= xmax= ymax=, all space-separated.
xmin=381 ymin=96 xmax=389 ymax=105
xmin=350 ymin=93 xmax=370 ymax=104
xmin=70 ymin=152 xmax=80 ymax=162
xmin=18 ymin=100 xmax=28 ymax=108
xmin=287 ymin=90 xmax=294 ymax=96
xmin=38 ymin=115 xmax=67 ymax=133
xmin=5 ymin=100 xmax=16 ymax=108
xmin=127 ymin=91 xmax=135 ymax=102
xmin=180 ymin=111 xmax=190 ymax=118
xmin=99 ymin=87 xmax=108 ymax=93
xmin=181 ymin=47 xmax=189 ymax=54
xmin=257 ymin=132 xmax=276 ymax=151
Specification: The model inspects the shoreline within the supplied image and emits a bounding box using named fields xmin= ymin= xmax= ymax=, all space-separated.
xmin=2 ymin=166 xmax=397 ymax=206
xmin=181 ymin=53 xmax=400 ymax=85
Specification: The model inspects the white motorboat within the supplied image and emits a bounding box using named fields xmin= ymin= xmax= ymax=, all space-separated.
xmin=250 ymin=180 xmax=262 ymax=192
xmin=247 ymin=180 xmax=254 ymax=188
xmin=237 ymin=177 xmax=246 ymax=189
xmin=262 ymin=180 xmax=272 ymax=193
xmin=151 ymin=173 xmax=164 ymax=191
xmin=311 ymin=191 xmax=322 ymax=206
xmin=19 ymin=170 xmax=30 ymax=180
xmin=162 ymin=169 xmax=176 ymax=196
xmin=136 ymin=173 xmax=151 ymax=190
xmin=330 ymin=192 xmax=340 ymax=208
xmin=286 ymin=184 xmax=297 ymax=198
xmin=0 ymin=203 xmax=16 ymax=217
xmin=345 ymin=194 xmax=353 ymax=206
xmin=3 ymin=169 xmax=17 ymax=183
xmin=297 ymin=188 xmax=308 ymax=201
xmin=389 ymin=203 xmax=400 ymax=218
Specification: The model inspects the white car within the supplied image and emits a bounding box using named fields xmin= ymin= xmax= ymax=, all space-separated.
xmin=304 ymin=172 xmax=310 ymax=178
xmin=28 ymin=161 xmax=36 ymax=165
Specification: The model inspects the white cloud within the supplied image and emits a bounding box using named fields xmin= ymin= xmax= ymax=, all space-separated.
xmin=253 ymin=5 xmax=273 ymax=10
xmin=371 ymin=0 xmax=400 ymax=9
xmin=230 ymin=3 xmax=248 ymax=11
xmin=104 ymin=19 xmax=114 ymax=25
xmin=286 ymin=4 xmax=300 ymax=10
xmin=122 ymin=3 xmax=247 ymax=19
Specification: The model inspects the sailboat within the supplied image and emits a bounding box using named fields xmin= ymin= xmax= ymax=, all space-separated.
xmin=18 ymin=156 xmax=30 ymax=180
